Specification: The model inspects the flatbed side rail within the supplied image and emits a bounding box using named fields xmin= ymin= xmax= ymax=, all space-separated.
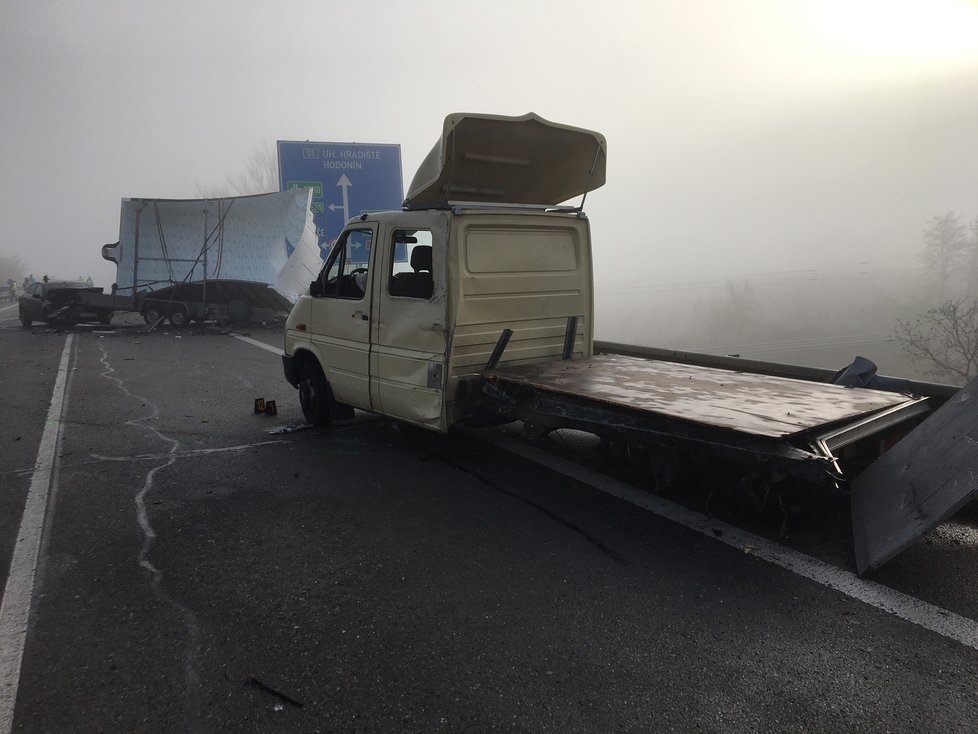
xmin=593 ymin=340 xmax=959 ymax=401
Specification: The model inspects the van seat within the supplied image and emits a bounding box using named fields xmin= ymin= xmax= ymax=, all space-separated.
xmin=389 ymin=246 xmax=433 ymax=298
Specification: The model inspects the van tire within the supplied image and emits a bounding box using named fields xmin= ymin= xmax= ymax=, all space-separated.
xmin=298 ymin=361 xmax=333 ymax=426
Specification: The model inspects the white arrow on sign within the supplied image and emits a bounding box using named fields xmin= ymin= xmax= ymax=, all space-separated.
xmin=328 ymin=174 xmax=352 ymax=223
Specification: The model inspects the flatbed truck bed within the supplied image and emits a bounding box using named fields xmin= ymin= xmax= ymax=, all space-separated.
xmin=483 ymin=353 xmax=930 ymax=486
xmin=480 ymin=349 xmax=976 ymax=574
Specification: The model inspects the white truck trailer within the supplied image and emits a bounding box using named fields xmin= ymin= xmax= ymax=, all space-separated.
xmin=89 ymin=188 xmax=323 ymax=326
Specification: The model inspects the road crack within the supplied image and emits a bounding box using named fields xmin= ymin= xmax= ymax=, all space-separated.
xmin=98 ymin=341 xmax=205 ymax=732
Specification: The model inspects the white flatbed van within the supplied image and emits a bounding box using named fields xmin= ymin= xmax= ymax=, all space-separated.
xmin=283 ymin=112 xmax=978 ymax=574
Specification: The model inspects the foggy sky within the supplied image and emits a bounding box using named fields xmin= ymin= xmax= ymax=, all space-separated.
xmin=2 ymin=0 xmax=977 ymax=292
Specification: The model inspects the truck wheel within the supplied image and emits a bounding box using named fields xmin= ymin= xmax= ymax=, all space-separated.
xmin=143 ymin=305 xmax=164 ymax=325
xmin=168 ymin=308 xmax=189 ymax=328
xmin=298 ymin=361 xmax=333 ymax=426
xmin=19 ymin=309 xmax=31 ymax=327
xmin=98 ymin=311 xmax=113 ymax=325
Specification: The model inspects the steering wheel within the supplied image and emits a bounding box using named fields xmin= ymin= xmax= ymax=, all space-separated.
xmin=350 ymin=268 xmax=368 ymax=276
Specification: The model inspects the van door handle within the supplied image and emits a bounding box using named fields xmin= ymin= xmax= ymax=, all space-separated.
xmin=353 ymin=311 xmax=368 ymax=321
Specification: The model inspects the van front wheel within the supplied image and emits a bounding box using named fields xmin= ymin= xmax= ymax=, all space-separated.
xmin=298 ymin=361 xmax=332 ymax=426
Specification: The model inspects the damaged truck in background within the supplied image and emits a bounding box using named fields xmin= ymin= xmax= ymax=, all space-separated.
xmin=43 ymin=188 xmax=324 ymax=327
xmin=282 ymin=111 xmax=978 ymax=575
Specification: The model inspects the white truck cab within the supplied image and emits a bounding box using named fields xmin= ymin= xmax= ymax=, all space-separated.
xmin=282 ymin=112 xmax=607 ymax=430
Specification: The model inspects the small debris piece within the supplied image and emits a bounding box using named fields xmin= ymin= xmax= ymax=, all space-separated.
xmin=246 ymin=677 xmax=303 ymax=708
xmin=268 ymin=424 xmax=313 ymax=435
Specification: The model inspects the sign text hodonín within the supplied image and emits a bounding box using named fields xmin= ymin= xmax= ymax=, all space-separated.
xmin=277 ymin=141 xmax=403 ymax=255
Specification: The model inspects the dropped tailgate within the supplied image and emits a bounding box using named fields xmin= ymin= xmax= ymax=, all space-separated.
xmin=851 ymin=373 xmax=978 ymax=574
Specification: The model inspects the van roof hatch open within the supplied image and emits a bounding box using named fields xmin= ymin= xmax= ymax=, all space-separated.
xmin=403 ymin=112 xmax=607 ymax=210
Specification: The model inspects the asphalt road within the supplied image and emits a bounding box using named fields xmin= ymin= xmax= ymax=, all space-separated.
xmin=1 ymin=306 xmax=977 ymax=733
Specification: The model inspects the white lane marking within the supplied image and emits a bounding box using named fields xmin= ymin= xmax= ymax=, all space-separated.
xmin=478 ymin=429 xmax=978 ymax=652
xmin=0 ymin=334 xmax=73 ymax=734
xmin=0 ymin=303 xmax=18 ymax=315
xmin=234 ymin=335 xmax=284 ymax=356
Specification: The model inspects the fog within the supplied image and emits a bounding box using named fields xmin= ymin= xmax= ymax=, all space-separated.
xmin=3 ymin=0 xmax=978 ymax=374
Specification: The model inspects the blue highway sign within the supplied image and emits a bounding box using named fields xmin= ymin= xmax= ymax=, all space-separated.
xmin=277 ymin=141 xmax=403 ymax=254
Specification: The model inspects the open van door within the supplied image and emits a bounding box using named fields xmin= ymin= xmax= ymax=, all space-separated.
xmin=851 ymin=374 xmax=978 ymax=574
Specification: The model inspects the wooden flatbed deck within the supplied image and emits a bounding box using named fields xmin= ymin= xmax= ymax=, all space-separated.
xmin=488 ymin=354 xmax=922 ymax=439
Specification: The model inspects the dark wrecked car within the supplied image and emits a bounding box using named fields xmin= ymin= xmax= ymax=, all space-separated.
xmin=18 ymin=280 xmax=114 ymax=327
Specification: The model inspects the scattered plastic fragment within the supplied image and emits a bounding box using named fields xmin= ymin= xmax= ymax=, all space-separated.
xmin=268 ymin=424 xmax=313 ymax=434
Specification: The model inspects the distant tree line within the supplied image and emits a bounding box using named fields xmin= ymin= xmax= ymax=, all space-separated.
xmin=893 ymin=211 xmax=978 ymax=383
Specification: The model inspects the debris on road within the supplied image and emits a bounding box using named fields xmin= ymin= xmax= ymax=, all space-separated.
xmin=245 ymin=677 xmax=303 ymax=708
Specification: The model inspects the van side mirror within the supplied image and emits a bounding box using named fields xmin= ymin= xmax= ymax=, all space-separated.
xmin=309 ymin=279 xmax=322 ymax=297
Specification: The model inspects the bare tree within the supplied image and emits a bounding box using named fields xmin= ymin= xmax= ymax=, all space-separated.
xmin=969 ymin=216 xmax=978 ymax=296
xmin=196 ymin=141 xmax=278 ymax=198
xmin=721 ymin=279 xmax=756 ymax=318
xmin=698 ymin=279 xmax=759 ymax=349
xmin=0 ymin=253 xmax=26 ymax=284
xmin=921 ymin=211 xmax=969 ymax=299
xmin=893 ymin=299 xmax=978 ymax=383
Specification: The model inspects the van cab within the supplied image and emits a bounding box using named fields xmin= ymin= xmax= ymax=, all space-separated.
xmin=282 ymin=112 xmax=607 ymax=430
